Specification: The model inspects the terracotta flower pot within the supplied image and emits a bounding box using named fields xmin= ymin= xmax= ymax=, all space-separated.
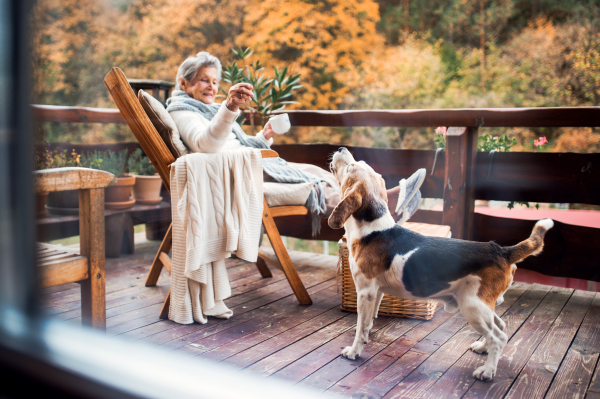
xmin=105 ymin=175 xmax=136 ymax=209
xmin=132 ymin=174 xmax=163 ymax=205
xmin=46 ymin=189 xmax=80 ymax=215
xmin=36 ymin=191 xmax=49 ymax=218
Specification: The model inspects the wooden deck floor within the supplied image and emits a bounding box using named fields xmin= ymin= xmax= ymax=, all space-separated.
xmin=41 ymin=239 xmax=600 ymax=399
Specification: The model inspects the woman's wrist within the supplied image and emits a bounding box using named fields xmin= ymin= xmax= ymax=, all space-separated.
xmin=263 ymin=130 xmax=275 ymax=141
xmin=225 ymin=98 xmax=238 ymax=112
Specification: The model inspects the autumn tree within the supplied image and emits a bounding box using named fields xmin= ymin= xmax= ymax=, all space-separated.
xmin=110 ymin=0 xmax=249 ymax=82
xmin=238 ymin=0 xmax=383 ymax=110
xmin=30 ymin=0 xmax=116 ymax=106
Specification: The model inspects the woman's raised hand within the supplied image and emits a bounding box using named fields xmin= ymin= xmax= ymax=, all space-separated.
xmin=263 ymin=121 xmax=276 ymax=141
xmin=225 ymin=83 xmax=254 ymax=112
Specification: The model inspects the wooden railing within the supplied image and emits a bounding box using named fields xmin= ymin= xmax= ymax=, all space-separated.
xmin=32 ymin=104 xmax=600 ymax=282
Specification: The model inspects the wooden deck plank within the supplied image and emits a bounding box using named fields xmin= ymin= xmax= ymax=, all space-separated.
xmin=276 ymin=316 xmax=397 ymax=386
xmin=458 ymin=287 xmax=573 ymax=399
xmin=176 ymin=285 xmax=342 ymax=357
xmin=505 ymin=290 xmax=596 ymax=399
xmin=287 ymin=316 xmax=420 ymax=390
xmin=106 ymin=268 xmax=304 ymax=336
xmin=113 ymin=275 xmax=333 ymax=339
xmin=198 ymin=287 xmax=343 ymax=362
xmin=52 ymin=261 xmax=262 ymax=323
xmin=43 ymin=258 xmax=251 ymax=309
xmin=242 ymin=312 xmax=358 ymax=377
xmin=545 ymin=293 xmax=600 ymax=399
xmin=326 ymin=303 xmax=459 ymax=396
xmin=48 ymin=283 xmax=171 ymax=322
xmin=422 ymin=286 xmax=574 ymax=399
xmin=38 ymin=240 xmax=600 ymax=399
xmin=222 ymin=306 xmax=351 ymax=371
xmin=134 ymin=267 xmax=336 ymax=345
xmin=587 ymin=353 xmax=600 ymax=399
xmin=342 ymin=282 xmax=529 ymax=399
xmin=375 ymin=284 xmax=549 ymax=399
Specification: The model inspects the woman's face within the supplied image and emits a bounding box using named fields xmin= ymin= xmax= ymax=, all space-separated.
xmin=181 ymin=66 xmax=219 ymax=104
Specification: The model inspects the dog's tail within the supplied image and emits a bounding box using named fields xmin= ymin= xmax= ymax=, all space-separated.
xmin=504 ymin=218 xmax=554 ymax=265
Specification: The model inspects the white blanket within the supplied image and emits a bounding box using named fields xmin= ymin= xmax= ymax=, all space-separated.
xmin=169 ymin=149 xmax=263 ymax=324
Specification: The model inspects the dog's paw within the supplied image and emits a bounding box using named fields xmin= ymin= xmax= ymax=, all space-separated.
xmin=496 ymin=295 xmax=504 ymax=305
xmin=473 ymin=365 xmax=495 ymax=381
xmin=470 ymin=340 xmax=487 ymax=354
xmin=341 ymin=346 xmax=359 ymax=360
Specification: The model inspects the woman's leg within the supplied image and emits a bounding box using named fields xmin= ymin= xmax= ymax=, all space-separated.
xmin=287 ymin=162 xmax=420 ymax=220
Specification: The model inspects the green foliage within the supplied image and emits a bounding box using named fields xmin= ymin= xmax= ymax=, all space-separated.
xmin=477 ymin=134 xmax=517 ymax=152
xmin=35 ymin=147 xmax=81 ymax=170
xmin=221 ymin=46 xmax=302 ymax=125
xmin=30 ymin=0 xmax=600 ymax=152
xmin=127 ymin=148 xmax=157 ymax=176
xmin=434 ymin=132 xmax=447 ymax=150
xmin=434 ymin=132 xmax=517 ymax=152
xmin=376 ymin=0 xmax=600 ymax=47
xmin=508 ymin=201 xmax=540 ymax=210
xmin=81 ymin=149 xmax=129 ymax=177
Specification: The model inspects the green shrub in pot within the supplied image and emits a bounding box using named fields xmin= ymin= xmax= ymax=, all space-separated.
xmin=81 ymin=149 xmax=136 ymax=209
xmin=127 ymin=148 xmax=156 ymax=176
xmin=127 ymin=148 xmax=163 ymax=205
xmin=81 ymin=149 xmax=129 ymax=178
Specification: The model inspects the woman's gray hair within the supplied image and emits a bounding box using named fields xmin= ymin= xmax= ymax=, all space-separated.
xmin=175 ymin=51 xmax=222 ymax=89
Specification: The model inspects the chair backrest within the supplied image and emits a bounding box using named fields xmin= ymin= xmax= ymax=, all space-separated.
xmin=104 ymin=67 xmax=176 ymax=192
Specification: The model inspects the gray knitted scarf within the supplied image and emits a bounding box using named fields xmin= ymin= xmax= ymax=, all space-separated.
xmin=166 ymin=90 xmax=328 ymax=236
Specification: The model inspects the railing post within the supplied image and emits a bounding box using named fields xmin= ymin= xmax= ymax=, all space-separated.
xmin=442 ymin=127 xmax=478 ymax=240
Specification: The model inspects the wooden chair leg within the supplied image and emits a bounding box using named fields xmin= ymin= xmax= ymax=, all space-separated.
xmin=79 ymin=188 xmax=106 ymax=330
xmin=262 ymin=199 xmax=312 ymax=305
xmin=159 ymin=289 xmax=171 ymax=320
xmin=145 ymin=223 xmax=172 ymax=286
xmin=255 ymin=257 xmax=273 ymax=278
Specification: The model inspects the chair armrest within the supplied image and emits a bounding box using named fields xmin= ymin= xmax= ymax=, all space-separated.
xmin=34 ymin=167 xmax=115 ymax=193
xmin=261 ymin=150 xmax=278 ymax=158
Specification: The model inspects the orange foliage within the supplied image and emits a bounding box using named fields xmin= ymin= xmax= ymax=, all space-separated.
xmin=238 ymin=0 xmax=383 ymax=110
xmin=109 ymin=0 xmax=249 ymax=83
xmin=552 ymin=128 xmax=600 ymax=153
xmin=30 ymin=0 xmax=116 ymax=105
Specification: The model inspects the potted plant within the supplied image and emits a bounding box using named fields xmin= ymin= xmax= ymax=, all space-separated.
xmin=81 ymin=149 xmax=136 ymax=209
xmin=127 ymin=148 xmax=162 ymax=204
xmin=221 ymin=47 xmax=302 ymax=132
xmin=37 ymin=147 xmax=82 ymax=216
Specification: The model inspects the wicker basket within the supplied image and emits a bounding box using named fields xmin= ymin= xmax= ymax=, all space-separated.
xmin=338 ymin=222 xmax=450 ymax=320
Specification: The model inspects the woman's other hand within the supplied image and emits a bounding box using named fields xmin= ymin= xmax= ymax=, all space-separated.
xmin=263 ymin=121 xmax=276 ymax=141
xmin=225 ymin=83 xmax=253 ymax=112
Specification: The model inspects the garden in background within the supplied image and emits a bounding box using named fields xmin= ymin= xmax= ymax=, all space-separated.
xmin=31 ymin=0 xmax=600 ymax=153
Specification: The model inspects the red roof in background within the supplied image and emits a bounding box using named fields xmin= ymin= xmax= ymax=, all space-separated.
xmin=429 ymin=204 xmax=600 ymax=229
xmin=474 ymin=206 xmax=600 ymax=229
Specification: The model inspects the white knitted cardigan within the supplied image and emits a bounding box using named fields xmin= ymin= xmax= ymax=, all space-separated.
xmin=169 ymin=148 xmax=264 ymax=324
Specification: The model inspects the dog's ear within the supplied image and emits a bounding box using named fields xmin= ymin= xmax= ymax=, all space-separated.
xmin=379 ymin=176 xmax=388 ymax=204
xmin=328 ymin=183 xmax=363 ymax=229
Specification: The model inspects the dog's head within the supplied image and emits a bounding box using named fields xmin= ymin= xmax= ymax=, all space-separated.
xmin=328 ymin=148 xmax=388 ymax=229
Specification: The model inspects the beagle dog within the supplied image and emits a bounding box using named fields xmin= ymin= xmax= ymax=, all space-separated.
xmin=328 ymin=147 xmax=553 ymax=381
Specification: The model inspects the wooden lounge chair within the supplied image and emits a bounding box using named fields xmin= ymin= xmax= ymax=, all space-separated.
xmin=104 ymin=67 xmax=312 ymax=320
xmin=35 ymin=167 xmax=114 ymax=329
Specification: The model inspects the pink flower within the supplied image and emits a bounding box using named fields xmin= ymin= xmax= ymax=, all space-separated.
xmin=435 ymin=126 xmax=447 ymax=136
xmin=534 ymin=136 xmax=548 ymax=147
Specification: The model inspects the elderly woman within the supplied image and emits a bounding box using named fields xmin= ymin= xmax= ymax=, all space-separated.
xmin=166 ymin=52 xmax=424 ymax=233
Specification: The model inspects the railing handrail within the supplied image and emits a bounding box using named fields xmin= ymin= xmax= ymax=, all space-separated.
xmin=31 ymin=104 xmax=600 ymax=127
xmin=32 ymin=104 xmax=125 ymax=123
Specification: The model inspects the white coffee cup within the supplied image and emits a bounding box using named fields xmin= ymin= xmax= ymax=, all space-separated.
xmin=269 ymin=113 xmax=291 ymax=134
